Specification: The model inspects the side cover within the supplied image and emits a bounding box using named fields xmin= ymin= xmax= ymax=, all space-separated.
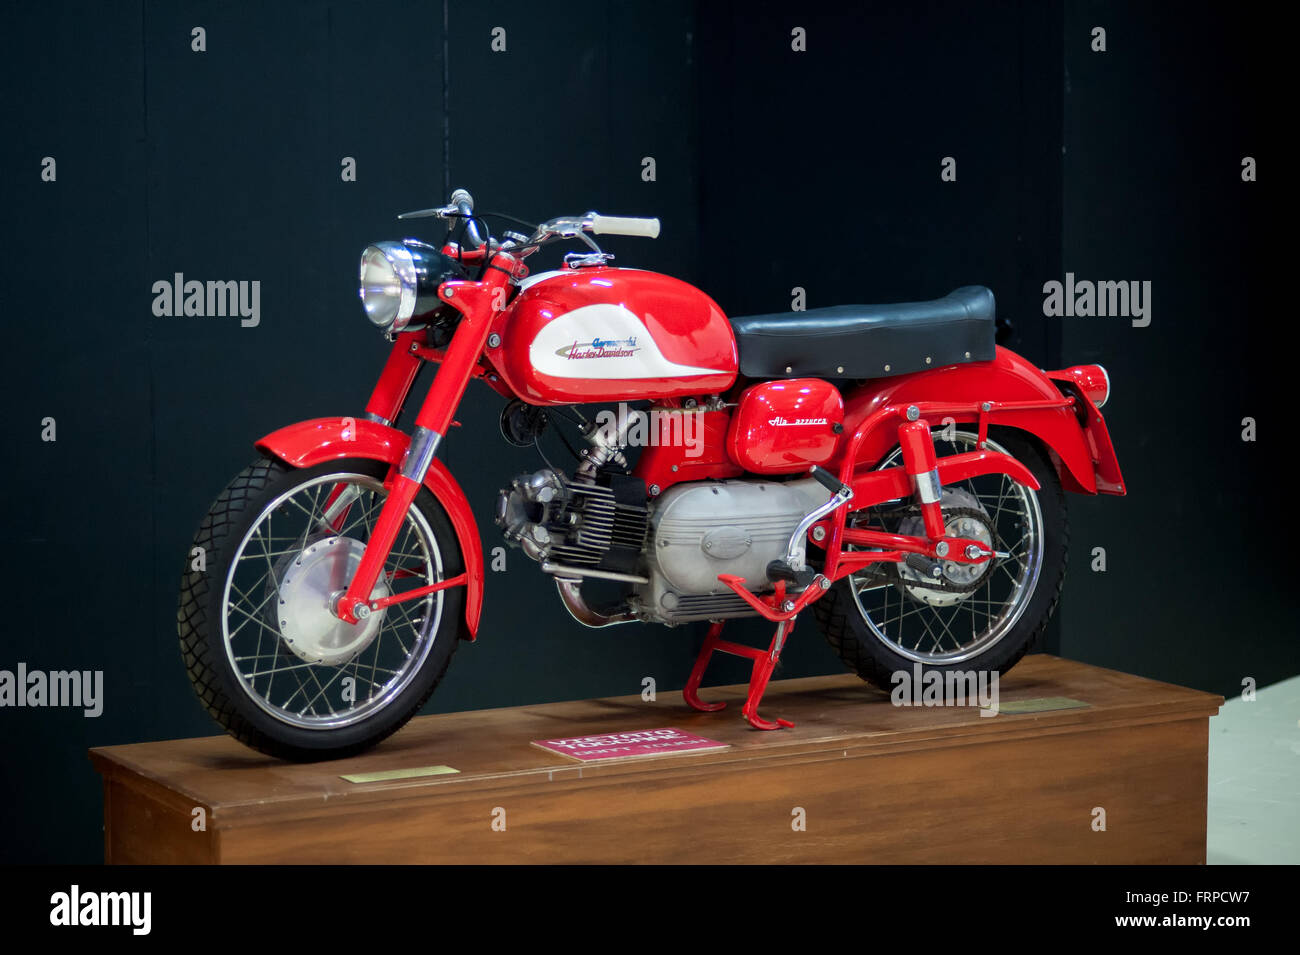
xmin=726 ymin=378 xmax=845 ymax=474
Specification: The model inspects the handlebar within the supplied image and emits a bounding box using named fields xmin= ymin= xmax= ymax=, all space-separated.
xmin=448 ymin=189 xmax=486 ymax=249
xmin=514 ymin=210 xmax=659 ymax=256
xmin=396 ymin=189 xmax=659 ymax=255
xmin=395 ymin=189 xmax=486 ymax=249
xmin=589 ymin=214 xmax=660 ymax=239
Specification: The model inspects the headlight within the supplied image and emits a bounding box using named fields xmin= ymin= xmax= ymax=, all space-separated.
xmin=358 ymin=240 xmax=465 ymax=334
xmin=359 ymin=243 xmax=413 ymax=330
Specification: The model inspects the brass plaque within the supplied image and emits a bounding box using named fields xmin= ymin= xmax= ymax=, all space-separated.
xmin=340 ymin=765 xmax=460 ymax=784
xmin=993 ymin=696 xmax=1090 ymax=715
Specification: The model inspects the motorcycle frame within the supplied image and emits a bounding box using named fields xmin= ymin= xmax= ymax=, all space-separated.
xmin=256 ymin=245 xmax=1124 ymax=637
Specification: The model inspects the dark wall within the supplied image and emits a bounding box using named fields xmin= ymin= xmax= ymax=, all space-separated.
xmin=1057 ymin=2 xmax=1292 ymax=692
xmin=426 ymin=0 xmax=714 ymax=716
xmin=697 ymin=0 xmax=1063 ymax=357
xmin=0 ymin=0 xmax=701 ymax=864
xmin=693 ymin=0 xmax=1066 ymax=670
xmin=0 ymin=2 xmax=1281 ymax=864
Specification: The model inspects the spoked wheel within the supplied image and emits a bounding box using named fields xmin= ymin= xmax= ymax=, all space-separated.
xmin=178 ymin=457 xmax=465 ymax=761
xmin=812 ymin=427 xmax=1069 ymax=690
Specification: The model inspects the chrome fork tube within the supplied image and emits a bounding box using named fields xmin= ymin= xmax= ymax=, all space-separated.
xmin=399 ymin=426 xmax=442 ymax=481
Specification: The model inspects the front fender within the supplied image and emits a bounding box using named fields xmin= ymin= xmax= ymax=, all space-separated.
xmin=839 ymin=347 xmax=1125 ymax=495
xmin=255 ymin=416 xmax=484 ymax=638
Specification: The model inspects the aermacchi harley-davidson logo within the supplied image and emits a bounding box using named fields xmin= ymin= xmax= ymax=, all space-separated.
xmin=556 ymin=336 xmax=641 ymax=360
xmin=768 ymin=415 xmax=829 ymax=427
xmin=530 ymin=303 xmax=724 ymax=379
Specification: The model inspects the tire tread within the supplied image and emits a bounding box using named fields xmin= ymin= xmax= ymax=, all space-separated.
xmin=176 ymin=457 xmax=459 ymax=761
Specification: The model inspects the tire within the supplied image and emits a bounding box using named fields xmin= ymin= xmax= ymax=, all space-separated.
xmin=811 ymin=427 xmax=1069 ymax=691
xmin=177 ymin=457 xmax=465 ymax=761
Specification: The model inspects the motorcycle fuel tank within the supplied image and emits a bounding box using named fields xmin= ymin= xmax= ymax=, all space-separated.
xmin=726 ymin=378 xmax=844 ymax=474
xmin=490 ymin=267 xmax=738 ymax=404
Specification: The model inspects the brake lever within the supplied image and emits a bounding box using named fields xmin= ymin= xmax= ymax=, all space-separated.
xmin=397 ymin=205 xmax=458 ymax=220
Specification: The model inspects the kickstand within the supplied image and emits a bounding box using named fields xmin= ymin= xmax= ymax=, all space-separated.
xmin=682 ymin=616 xmax=797 ymax=731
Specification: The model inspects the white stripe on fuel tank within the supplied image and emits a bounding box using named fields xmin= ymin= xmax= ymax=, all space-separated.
xmin=530 ymin=303 xmax=724 ymax=379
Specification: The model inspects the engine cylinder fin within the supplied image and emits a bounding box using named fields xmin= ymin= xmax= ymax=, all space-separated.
xmin=660 ymin=592 xmax=757 ymax=622
xmin=497 ymin=468 xmax=651 ymax=573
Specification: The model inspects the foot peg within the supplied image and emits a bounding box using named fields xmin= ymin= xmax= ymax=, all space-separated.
xmin=769 ymin=465 xmax=853 ymax=593
xmin=766 ymin=559 xmax=816 ymax=588
xmin=809 ymin=464 xmax=851 ymax=496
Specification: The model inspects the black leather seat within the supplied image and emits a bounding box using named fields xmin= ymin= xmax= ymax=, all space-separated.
xmin=729 ymin=286 xmax=995 ymax=380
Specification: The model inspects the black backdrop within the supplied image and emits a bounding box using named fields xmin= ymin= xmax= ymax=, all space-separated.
xmin=0 ymin=1 xmax=1287 ymax=863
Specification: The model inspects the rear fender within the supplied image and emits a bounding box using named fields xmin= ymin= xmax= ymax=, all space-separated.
xmin=838 ymin=346 xmax=1124 ymax=495
xmin=850 ymin=449 xmax=1040 ymax=506
xmin=255 ymin=417 xmax=484 ymax=638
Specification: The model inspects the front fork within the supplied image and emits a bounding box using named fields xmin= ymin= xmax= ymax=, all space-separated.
xmin=334 ymin=265 xmax=514 ymax=625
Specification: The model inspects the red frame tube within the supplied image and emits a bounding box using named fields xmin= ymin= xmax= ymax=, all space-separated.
xmin=336 ymin=260 xmax=517 ymax=624
xmin=364 ymin=331 xmax=425 ymax=423
xmin=366 ymin=573 xmax=469 ymax=612
xmin=810 ymin=397 xmax=1064 ymax=592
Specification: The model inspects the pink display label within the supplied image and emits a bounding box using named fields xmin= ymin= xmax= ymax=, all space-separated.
xmin=532 ymin=727 xmax=729 ymax=763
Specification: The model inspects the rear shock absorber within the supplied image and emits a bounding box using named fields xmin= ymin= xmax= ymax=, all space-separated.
xmin=898 ymin=415 xmax=946 ymax=540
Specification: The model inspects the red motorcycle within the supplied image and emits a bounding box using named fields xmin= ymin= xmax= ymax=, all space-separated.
xmin=178 ymin=188 xmax=1125 ymax=760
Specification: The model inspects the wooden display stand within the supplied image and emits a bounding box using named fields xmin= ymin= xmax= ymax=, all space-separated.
xmin=90 ymin=655 xmax=1221 ymax=864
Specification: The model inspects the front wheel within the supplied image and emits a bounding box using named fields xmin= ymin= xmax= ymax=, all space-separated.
xmin=812 ymin=428 xmax=1069 ymax=692
xmin=177 ymin=457 xmax=465 ymax=761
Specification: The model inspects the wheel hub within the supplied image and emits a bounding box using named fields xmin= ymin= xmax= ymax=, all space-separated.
xmin=897 ymin=489 xmax=995 ymax=607
xmin=269 ymin=537 xmax=388 ymax=666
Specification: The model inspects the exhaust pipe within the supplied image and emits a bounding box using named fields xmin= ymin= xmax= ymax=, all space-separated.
xmin=553 ymin=578 xmax=638 ymax=628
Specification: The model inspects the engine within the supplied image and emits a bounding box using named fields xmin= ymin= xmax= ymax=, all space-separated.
xmin=496 ymin=466 xmax=826 ymax=626
xmin=496 ymin=468 xmax=650 ymax=578
xmin=638 ymin=477 xmax=824 ymax=622
xmin=495 ymin=395 xmax=831 ymax=624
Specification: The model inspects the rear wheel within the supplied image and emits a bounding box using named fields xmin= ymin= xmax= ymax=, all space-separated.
xmin=177 ymin=457 xmax=465 ymax=761
xmin=812 ymin=428 xmax=1068 ymax=690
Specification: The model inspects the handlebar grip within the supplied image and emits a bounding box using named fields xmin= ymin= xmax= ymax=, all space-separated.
xmin=590 ymin=214 xmax=660 ymax=239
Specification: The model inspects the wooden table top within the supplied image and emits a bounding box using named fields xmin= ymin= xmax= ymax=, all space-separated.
xmin=90 ymin=655 xmax=1222 ymax=820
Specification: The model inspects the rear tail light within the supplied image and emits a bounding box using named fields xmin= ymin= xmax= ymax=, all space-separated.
xmin=1058 ymin=364 xmax=1110 ymax=408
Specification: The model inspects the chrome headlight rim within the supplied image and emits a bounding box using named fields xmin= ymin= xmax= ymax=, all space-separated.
xmin=360 ymin=241 xmax=418 ymax=333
